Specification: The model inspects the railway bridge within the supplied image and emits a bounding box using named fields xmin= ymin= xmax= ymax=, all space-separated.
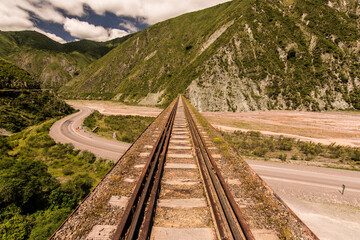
xmin=50 ymin=96 xmax=318 ymax=240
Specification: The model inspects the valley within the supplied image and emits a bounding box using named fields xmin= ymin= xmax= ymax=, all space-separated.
xmin=1 ymin=0 xmax=360 ymax=239
xmin=47 ymin=100 xmax=360 ymax=240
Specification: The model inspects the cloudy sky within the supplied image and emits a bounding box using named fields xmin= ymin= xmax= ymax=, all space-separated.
xmin=0 ymin=0 xmax=230 ymax=43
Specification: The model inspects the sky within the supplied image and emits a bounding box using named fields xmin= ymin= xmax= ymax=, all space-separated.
xmin=0 ymin=0 xmax=230 ymax=43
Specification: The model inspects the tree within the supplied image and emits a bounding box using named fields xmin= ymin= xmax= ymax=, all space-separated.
xmin=0 ymin=159 xmax=59 ymax=213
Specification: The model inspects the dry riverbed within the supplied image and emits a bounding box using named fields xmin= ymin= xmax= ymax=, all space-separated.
xmin=202 ymin=110 xmax=360 ymax=147
xmin=65 ymin=100 xmax=162 ymax=117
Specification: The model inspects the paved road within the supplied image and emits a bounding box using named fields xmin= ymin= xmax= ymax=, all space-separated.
xmin=248 ymin=160 xmax=360 ymax=195
xmin=247 ymin=160 xmax=360 ymax=240
xmin=49 ymin=106 xmax=131 ymax=161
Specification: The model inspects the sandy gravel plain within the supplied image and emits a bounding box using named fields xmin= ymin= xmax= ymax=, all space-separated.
xmin=65 ymin=100 xmax=162 ymax=117
xmin=202 ymin=110 xmax=360 ymax=147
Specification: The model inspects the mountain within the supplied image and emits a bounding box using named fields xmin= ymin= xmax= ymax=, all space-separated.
xmin=0 ymin=59 xmax=73 ymax=132
xmin=60 ymin=0 xmax=360 ymax=111
xmin=0 ymin=31 xmax=132 ymax=90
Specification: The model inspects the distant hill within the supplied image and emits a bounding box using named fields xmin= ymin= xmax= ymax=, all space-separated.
xmin=60 ymin=0 xmax=360 ymax=111
xmin=0 ymin=59 xmax=73 ymax=132
xmin=0 ymin=31 xmax=132 ymax=90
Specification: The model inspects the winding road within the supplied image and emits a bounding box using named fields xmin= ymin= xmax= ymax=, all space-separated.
xmin=50 ymin=106 xmax=131 ymax=161
xmin=49 ymin=104 xmax=360 ymax=240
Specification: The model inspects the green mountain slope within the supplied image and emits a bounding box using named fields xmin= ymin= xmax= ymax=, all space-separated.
xmin=61 ymin=0 xmax=360 ymax=111
xmin=0 ymin=59 xmax=73 ymax=132
xmin=0 ymin=31 xmax=131 ymax=90
xmin=0 ymin=59 xmax=39 ymax=89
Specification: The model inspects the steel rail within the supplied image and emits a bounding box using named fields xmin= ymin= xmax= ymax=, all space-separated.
xmin=112 ymin=97 xmax=179 ymax=240
xmin=183 ymin=97 xmax=255 ymax=240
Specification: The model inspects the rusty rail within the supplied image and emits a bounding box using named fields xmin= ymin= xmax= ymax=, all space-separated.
xmin=183 ymin=96 xmax=255 ymax=240
xmin=112 ymin=97 xmax=179 ymax=240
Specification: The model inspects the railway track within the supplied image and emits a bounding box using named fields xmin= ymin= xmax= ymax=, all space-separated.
xmin=112 ymin=97 xmax=179 ymax=239
xmin=111 ymin=96 xmax=253 ymax=240
xmin=51 ymin=95 xmax=318 ymax=240
xmin=183 ymin=98 xmax=254 ymax=240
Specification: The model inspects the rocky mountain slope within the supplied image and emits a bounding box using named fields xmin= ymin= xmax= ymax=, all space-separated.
xmin=60 ymin=0 xmax=360 ymax=112
xmin=0 ymin=31 xmax=132 ymax=90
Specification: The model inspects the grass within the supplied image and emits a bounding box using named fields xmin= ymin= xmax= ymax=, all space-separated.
xmin=83 ymin=110 xmax=155 ymax=143
xmin=222 ymin=130 xmax=360 ymax=170
xmin=7 ymin=119 xmax=114 ymax=182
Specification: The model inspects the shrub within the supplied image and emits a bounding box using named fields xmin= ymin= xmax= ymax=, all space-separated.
xmin=79 ymin=151 xmax=96 ymax=164
xmin=279 ymin=154 xmax=287 ymax=162
xmin=29 ymin=208 xmax=71 ymax=240
xmin=0 ymin=159 xmax=59 ymax=213
xmin=62 ymin=167 xmax=74 ymax=176
xmin=62 ymin=174 xmax=94 ymax=207
xmin=299 ymin=142 xmax=323 ymax=156
xmin=248 ymin=131 xmax=261 ymax=138
xmin=277 ymin=137 xmax=293 ymax=151
xmin=351 ymin=149 xmax=360 ymax=162
xmin=253 ymin=147 xmax=268 ymax=157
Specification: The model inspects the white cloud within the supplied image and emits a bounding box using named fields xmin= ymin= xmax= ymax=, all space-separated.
xmin=109 ymin=28 xmax=130 ymax=39
xmin=0 ymin=1 xmax=33 ymax=30
xmin=47 ymin=0 xmax=86 ymax=16
xmin=0 ymin=0 xmax=64 ymax=32
xmin=85 ymin=0 xmax=231 ymax=24
xmin=64 ymin=18 xmax=129 ymax=41
xmin=35 ymin=28 xmax=67 ymax=43
xmin=0 ymin=0 xmax=230 ymax=41
xmin=119 ymin=20 xmax=139 ymax=33
xmin=20 ymin=0 xmax=65 ymax=23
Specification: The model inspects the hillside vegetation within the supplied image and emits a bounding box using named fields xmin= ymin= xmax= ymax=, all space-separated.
xmin=0 ymin=58 xmax=115 ymax=239
xmin=0 ymin=119 xmax=114 ymax=240
xmin=0 ymin=31 xmax=132 ymax=90
xmin=83 ymin=111 xmax=155 ymax=143
xmin=61 ymin=0 xmax=360 ymax=111
xmin=0 ymin=59 xmax=73 ymax=132
xmin=222 ymin=130 xmax=360 ymax=170
xmin=0 ymin=59 xmax=39 ymax=89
